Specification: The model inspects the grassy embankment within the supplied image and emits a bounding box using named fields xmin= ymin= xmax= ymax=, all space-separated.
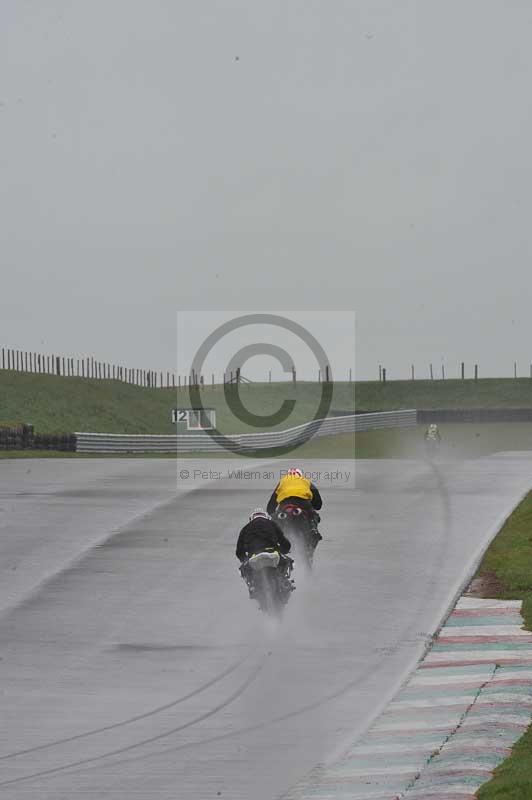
xmin=3 ymin=372 xmax=532 ymax=434
xmin=470 ymin=492 xmax=532 ymax=799
xmin=3 ymin=372 xmax=532 ymax=458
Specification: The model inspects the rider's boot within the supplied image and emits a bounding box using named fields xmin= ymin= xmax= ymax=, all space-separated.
xmin=310 ymin=514 xmax=323 ymax=546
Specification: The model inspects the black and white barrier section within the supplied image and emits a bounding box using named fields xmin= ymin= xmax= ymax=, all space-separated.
xmin=75 ymin=410 xmax=417 ymax=453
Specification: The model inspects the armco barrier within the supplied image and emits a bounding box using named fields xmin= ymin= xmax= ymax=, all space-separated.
xmin=418 ymin=408 xmax=532 ymax=423
xmin=75 ymin=410 xmax=417 ymax=453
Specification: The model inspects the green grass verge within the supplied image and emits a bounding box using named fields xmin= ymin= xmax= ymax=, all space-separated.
xmin=473 ymin=491 xmax=532 ymax=799
xmin=4 ymin=371 xmax=532 ymax=436
xmin=473 ymin=491 xmax=532 ymax=629
xmin=0 ymin=371 xmax=355 ymax=434
xmin=3 ymin=422 xmax=532 ymax=460
xmin=294 ymin=423 xmax=532 ymax=459
xmin=356 ymin=377 xmax=532 ymax=412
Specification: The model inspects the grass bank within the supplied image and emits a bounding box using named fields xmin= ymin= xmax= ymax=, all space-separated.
xmin=4 ymin=372 xmax=532 ymax=435
xmin=471 ymin=491 xmax=532 ymax=799
xmin=3 ymin=422 xmax=532 ymax=460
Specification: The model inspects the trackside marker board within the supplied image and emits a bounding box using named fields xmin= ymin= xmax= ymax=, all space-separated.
xmin=171 ymin=408 xmax=216 ymax=430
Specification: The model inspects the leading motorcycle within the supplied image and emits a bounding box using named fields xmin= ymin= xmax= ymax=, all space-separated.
xmin=273 ymin=501 xmax=321 ymax=569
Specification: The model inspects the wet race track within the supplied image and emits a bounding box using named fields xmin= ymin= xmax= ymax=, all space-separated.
xmin=1 ymin=455 xmax=532 ymax=799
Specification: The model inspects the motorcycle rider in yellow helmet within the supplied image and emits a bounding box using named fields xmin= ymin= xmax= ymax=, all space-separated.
xmin=266 ymin=468 xmax=323 ymax=549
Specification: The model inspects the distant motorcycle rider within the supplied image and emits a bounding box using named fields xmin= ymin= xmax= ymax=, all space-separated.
xmin=267 ymin=468 xmax=323 ymax=545
xmin=236 ymin=508 xmax=293 ymax=597
xmin=424 ymin=423 xmax=441 ymax=443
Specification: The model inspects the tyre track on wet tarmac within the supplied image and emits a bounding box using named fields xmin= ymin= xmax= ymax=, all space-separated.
xmin=0 ymin=461 xmax=454 ymax=790
xmin=34 ymin=462 xmax=452 ymax=786
xmin=0 ymin=465 xmax=450 ymax=787
xmin=0 ymin=456 xmax=528 ymax=798
xmin=0 ymin=656 xmax=266 ymax=789
xmin=0 ymin=650 xmax=253 ymax=763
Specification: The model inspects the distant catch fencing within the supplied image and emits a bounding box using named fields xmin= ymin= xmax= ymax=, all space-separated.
xmin=74 ymin=410 xmax=417 ymax=453
xmin=0 ymin=347 xmax=176 ymax=388
xmin=0 ymin=347 xmax=344 ymax=388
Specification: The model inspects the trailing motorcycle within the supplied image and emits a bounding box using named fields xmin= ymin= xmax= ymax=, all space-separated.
xmin=240 ymin=549 xmax=295 ymax=617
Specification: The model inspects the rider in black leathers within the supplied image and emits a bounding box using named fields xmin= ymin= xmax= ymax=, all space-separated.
xmin=236 ymin=510 xmax=291 ymax=561
xmin=236 ymin=509 xmax=292 ymax=597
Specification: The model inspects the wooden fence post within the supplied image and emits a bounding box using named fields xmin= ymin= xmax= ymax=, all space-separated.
xmin=430 ymin=363 xmax=434 ymax=380
xmin=382 ymin=367 xmax=387 ymax=383
xmin=474 ymin=364 xmax=478 ymax=381
xmin=411 ymin=364 xmax=414 ymax=380
xmin=461 ymin=362 xmax=465 ymax=380
xmin=514 ymin=361 xmax=518 ymax=379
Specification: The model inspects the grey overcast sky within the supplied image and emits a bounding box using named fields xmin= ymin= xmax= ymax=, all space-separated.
xmin=2 ymin=1 xmax=532 ymax=380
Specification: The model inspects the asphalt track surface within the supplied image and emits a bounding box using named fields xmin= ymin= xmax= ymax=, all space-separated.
xmin=1 ymin=454 xmax=532 ymax=799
